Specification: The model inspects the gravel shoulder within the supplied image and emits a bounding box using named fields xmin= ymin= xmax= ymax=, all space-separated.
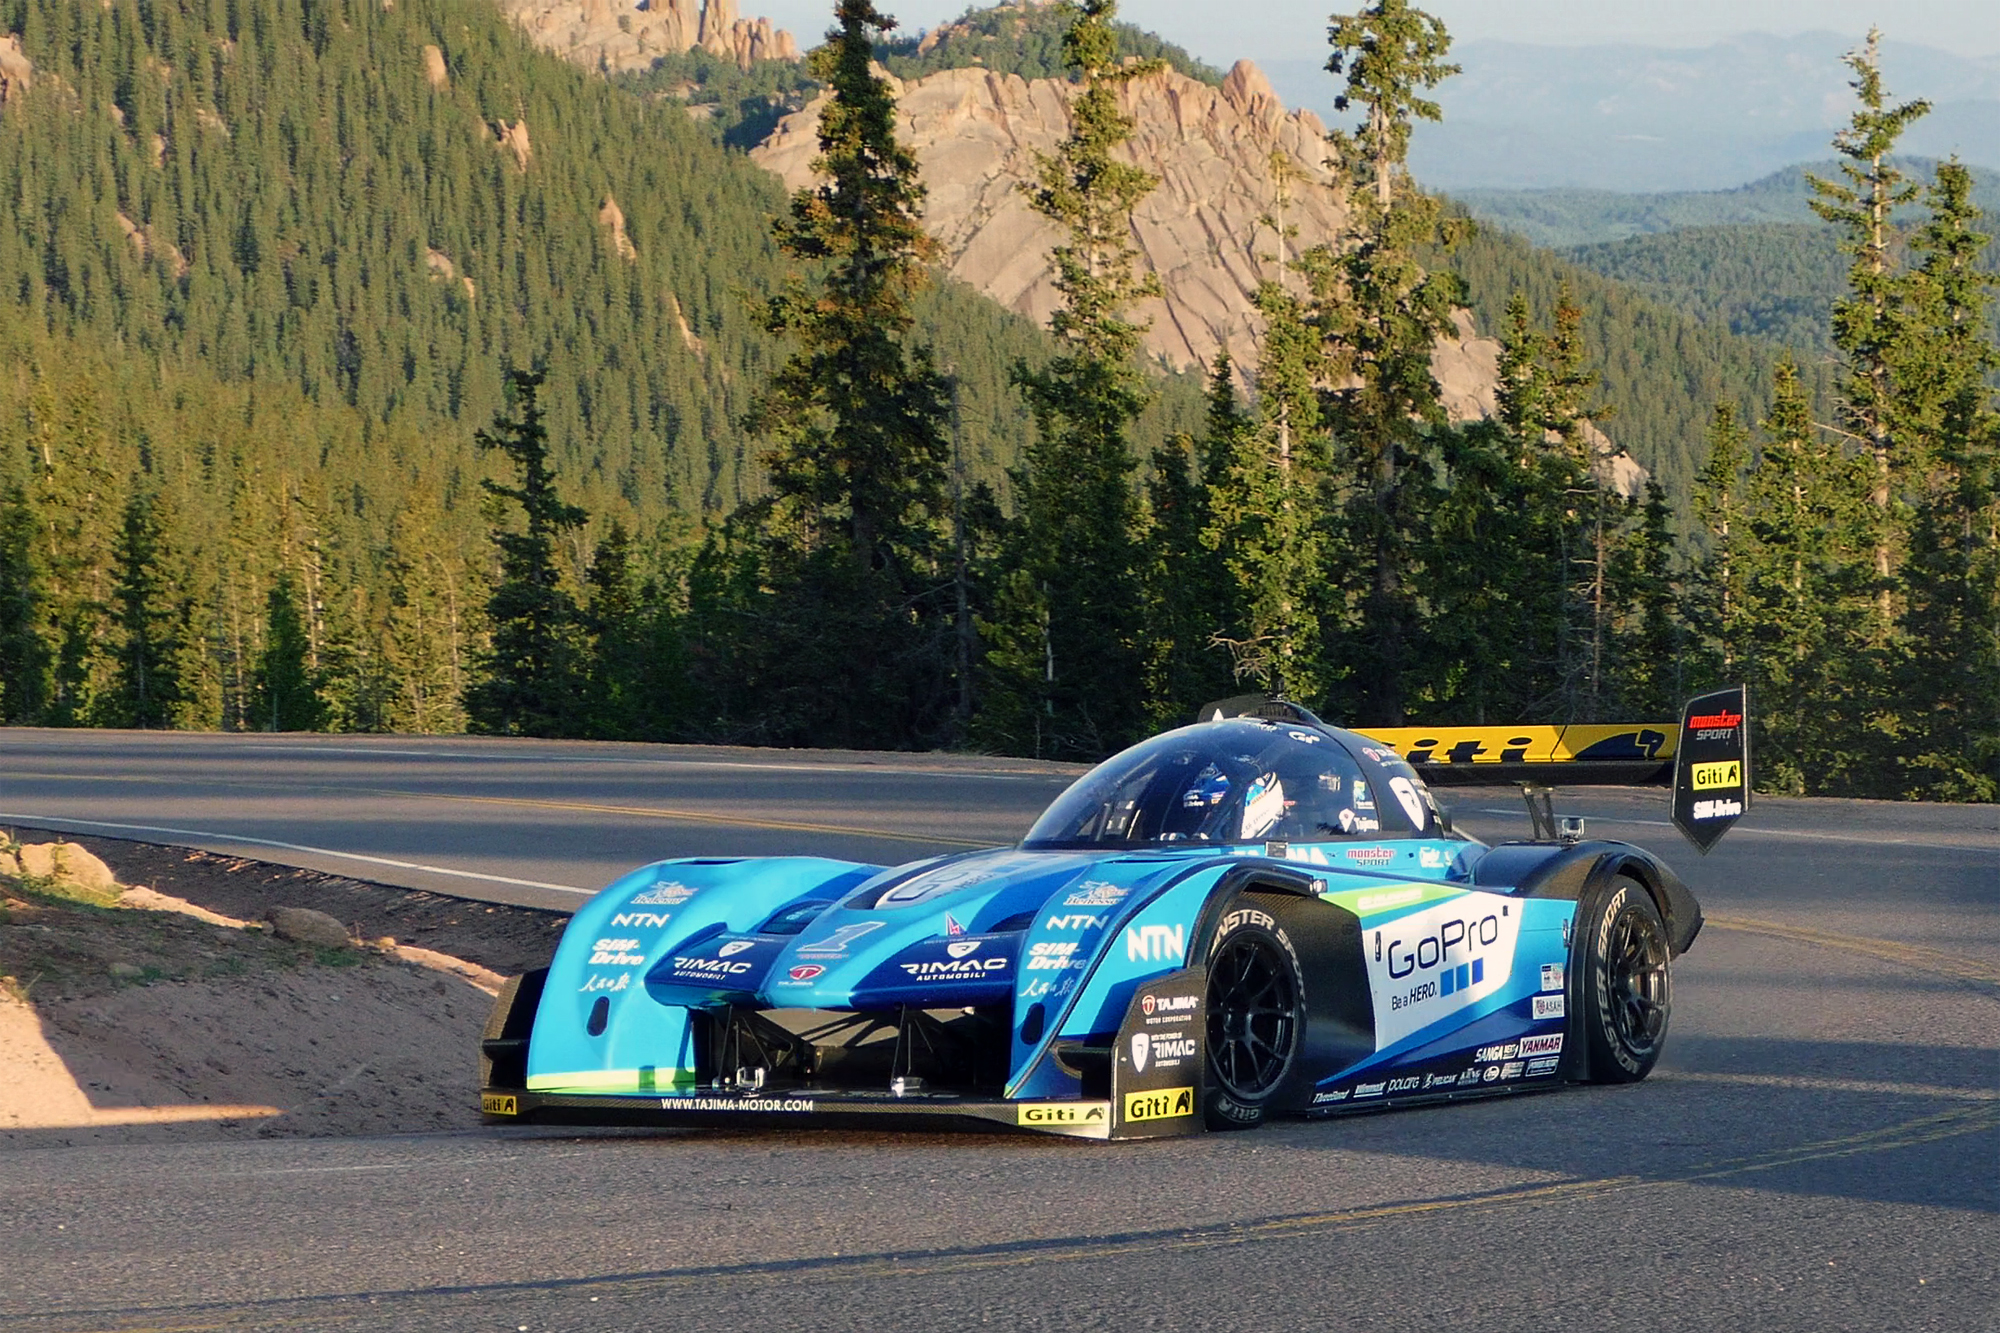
xmin=0 ymin=829 xmax=574 ymax=1150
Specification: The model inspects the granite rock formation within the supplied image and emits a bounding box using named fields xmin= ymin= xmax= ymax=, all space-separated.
xmin=753 ymin=59 xmax=1641 ymax=488
xmin=0 ymin=33 xmax=32 ymax=110
xmin=498 ymin=0 xmax=798 ymax=74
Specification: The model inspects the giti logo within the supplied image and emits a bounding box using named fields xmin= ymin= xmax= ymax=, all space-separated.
xmin=1691 ymin=760 xmax=1741 ymax=790
xmin=1125 ymin=924 xmax=1185 ymax=963
xmin=1122 ymin=1087 xmax=1195 ymax=1122
xmin=1017 ymin=1102 xmax=1108 ymax=1126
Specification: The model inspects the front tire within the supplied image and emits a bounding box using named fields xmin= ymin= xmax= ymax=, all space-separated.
xmin=1203 ymin=902 xmax=1305 ymax=1130
xmin=1579 ymin=880 xmax=1672 ymax=1083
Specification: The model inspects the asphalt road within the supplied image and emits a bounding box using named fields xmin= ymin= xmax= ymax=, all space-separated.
xmin=2 ymin=729 xmax=1997 ymax=1332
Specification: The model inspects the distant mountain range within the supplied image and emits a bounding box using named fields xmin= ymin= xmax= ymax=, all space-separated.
xmin=1257 ymin=31 xmax=2000 ymax=194
xmin=1451 ymin=161 xmax=2000 ymax=249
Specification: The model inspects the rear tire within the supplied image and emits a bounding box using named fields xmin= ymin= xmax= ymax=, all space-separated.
xmin=1203 ymin=902 xmax=1305 ymax=1130
xmin=1579 ymin=880 xmax=1672 ymax=1083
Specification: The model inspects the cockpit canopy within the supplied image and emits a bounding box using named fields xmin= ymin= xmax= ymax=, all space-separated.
xmin=1024 ymin=719 xmax=1445 ymax=849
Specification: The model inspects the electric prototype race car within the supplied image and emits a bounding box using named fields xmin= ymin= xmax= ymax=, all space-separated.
xmin=480 ymin=688 xmax=1751 ymax=1140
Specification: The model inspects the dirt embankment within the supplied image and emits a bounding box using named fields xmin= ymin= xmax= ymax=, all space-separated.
xmin=0 ymin=831 xmax=572 ymax=1149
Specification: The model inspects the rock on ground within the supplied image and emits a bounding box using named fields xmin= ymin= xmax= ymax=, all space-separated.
xmin=268 ymin=905 xmax=354 ymax=949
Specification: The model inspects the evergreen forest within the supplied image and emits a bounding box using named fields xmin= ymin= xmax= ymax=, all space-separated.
xmin=0 ymin=0 xmax=1993 ymax=803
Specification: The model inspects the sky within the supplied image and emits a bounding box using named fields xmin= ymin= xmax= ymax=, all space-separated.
xmin=744 ymin=0 xmax=2000 ymax=65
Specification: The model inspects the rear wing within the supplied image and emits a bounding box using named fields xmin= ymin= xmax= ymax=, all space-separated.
xmin=1200 ymin=687 xmax=1752 ymax=854
xmin=1354 ymin=687 xmax=1751 ymax=854
xmin=1348 ymin=722 xmax=1676 ymax=788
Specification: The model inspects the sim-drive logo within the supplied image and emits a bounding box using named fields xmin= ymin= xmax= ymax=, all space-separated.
xmin=1362 ymin=893 xmax=1521 ymax=1050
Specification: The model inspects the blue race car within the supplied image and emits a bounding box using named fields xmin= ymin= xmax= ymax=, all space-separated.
xmin=479 ymin=689 xmax=1749 ymax=1139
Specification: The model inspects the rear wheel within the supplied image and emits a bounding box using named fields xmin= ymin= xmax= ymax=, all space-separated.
xmin=1579 ymin=880 xmax=1672 ymax=1083
xmin=1203 ymin=904 xmax=1304 ymax=1130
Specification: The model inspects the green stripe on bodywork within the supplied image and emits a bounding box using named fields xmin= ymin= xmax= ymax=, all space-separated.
xmin=525 ymin=1067 xmax=696 ymax=1094
xmin=1321 ymin=882 xmax=1465 ymax=918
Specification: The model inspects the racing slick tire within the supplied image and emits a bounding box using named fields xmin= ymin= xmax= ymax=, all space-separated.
xmin=1203 ymin=900 xmax=1306 ymax=1130
xmin=1578 ymin=878 xmax=1672 ymax=1083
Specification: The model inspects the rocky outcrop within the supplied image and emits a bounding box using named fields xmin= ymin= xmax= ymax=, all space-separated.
xmin=597 ymin=194 xmax=637 ymax=260
xmin=755 ymin=61 xmax=1356 ymax=384
xmin=495 ymin=117 xmax=532 ymax=170
xmin=1 ymin=33 xmax=34 ymax=110
xmin=497 ymin=0 xmax=798 ymax=74
xmin=752 ymin=59 xmax=1641 ymax=486
xmin=115 ymin=212 xmax=190 ymax=278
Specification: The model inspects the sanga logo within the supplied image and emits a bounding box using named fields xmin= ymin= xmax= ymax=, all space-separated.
xmin=1122 ymin=1087 xmax=1194 ymax=1123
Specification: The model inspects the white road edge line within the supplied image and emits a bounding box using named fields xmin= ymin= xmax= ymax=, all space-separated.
xmin=0 ymin=813 xmax=594 ymax=896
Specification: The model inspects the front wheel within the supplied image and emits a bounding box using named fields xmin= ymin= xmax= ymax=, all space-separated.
xmin=1579 ymin=879 xmax=1672 ymax=1083
xmin=1203 ymin=902 xmax=1305 ymax=1130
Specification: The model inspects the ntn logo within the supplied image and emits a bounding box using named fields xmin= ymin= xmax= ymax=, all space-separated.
xmin=610 ymin=912 xmax=672 ymax=929
xmin=1125 ymin=924 xmax=1185 ymax=962
xmin=1044 ymin=914 xmax=1104 ymax=931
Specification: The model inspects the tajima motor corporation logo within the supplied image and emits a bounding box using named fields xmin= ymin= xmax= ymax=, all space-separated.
xmin=1363 ymin=893 xmax=1521 ymax=1049
xmin=786 ymin=964 xmax=825 ymax=982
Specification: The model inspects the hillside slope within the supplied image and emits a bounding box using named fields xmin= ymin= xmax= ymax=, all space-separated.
xmin=0 ymin=0 xmax=1199 ymax=521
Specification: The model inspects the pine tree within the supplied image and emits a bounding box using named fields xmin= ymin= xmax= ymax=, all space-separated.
xmin=464 ymin=370 xmax=589 ymax=738
xmin=1897 ymin=160 xmax=2000 ymax=797
xmin=103 ymin=486 xmax=182 ymax=729
xmin=1737 ymin=360 xmax=1873 ymax=794
xmin=1691 ymin=402 xmax=1752 ymax=679
xmin=1139 ymin=356 xmax=1242 ymax=724
xmin=0 ymin=489 xmax=45 ymax=724
xmin=736 ymin=0 xmax=957 ymax=749
xmin=253 ymin=574 xmax=325 ymax=731
xmin=1319 ymin=0 xmax=1465 ymax=726
xmin=1806 ymin=27 xmax=1931 ymax=642
xmin=981 ymin=0 xmax=1164 ymax=758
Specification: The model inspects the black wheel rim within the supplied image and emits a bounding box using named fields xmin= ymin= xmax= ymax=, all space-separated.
xmin=1206 ymin=933 xmax=1298 ymax=1100
xmin=1606 ymin=907 xmax=1669 ymax=1057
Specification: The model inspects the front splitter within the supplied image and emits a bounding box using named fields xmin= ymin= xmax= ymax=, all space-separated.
xmin=482 ymin=1086 xmax=1128 ymax=1139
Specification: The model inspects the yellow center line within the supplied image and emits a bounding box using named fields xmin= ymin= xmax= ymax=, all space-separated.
xmin=1708 ymin=914 xmax=2000 ymax=989
xmin=0 ymin=770 xmax=994 ymax=849
xmin=41 ymin=1102 xmax=1999 ymax=1330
